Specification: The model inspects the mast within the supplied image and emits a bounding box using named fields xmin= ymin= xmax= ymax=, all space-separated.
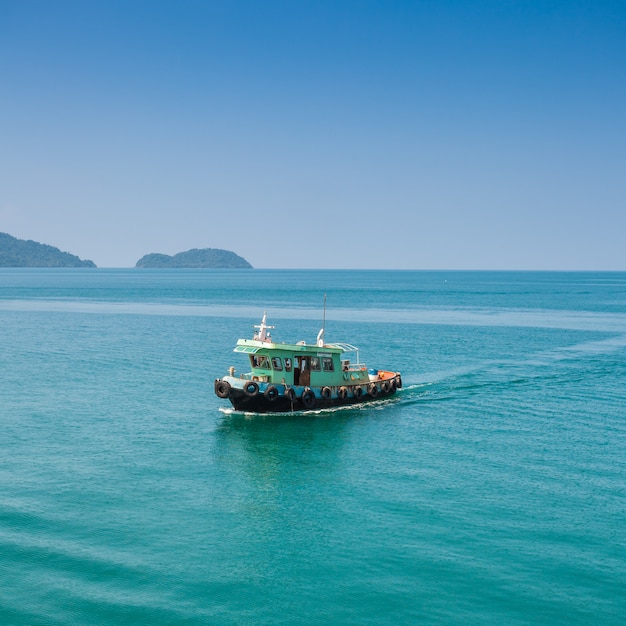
xmin=254 ymin=312 xmax=274 ymax=342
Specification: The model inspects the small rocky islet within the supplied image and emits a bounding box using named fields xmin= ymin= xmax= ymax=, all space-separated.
xmin=135 ymin=248 xmax=252 ymax=269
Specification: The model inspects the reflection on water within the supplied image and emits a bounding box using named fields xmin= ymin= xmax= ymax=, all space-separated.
xmin=214 ymin=410 xmax=354 ymax=486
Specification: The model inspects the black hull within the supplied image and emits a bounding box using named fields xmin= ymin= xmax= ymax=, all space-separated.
xmin=225 ymin=386 xmax=398 ymax=414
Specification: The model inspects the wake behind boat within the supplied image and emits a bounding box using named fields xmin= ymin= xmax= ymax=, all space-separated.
xmin=214 ymin=313 xmax=402 ymax=413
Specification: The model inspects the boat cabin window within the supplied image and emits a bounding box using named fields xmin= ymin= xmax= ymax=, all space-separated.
xmin=250 ymin=355 xmax=270 ymax=369
xmin=310 ymin=356 xmax=321 ymax=372
xmin=271 ymin=357 xmax=283 ymax=371
xmin=322 ymin=357 xmax=334 ymax=372
xmin=284 ymin=358 xmax=292 ymax=372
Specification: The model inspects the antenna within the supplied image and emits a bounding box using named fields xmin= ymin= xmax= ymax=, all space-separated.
xmin=317 ymin=293 xmax=326 ymax=347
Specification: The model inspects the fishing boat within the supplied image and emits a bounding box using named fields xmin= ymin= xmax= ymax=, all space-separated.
xmin=214 ymin=312 xmax=402 ymax=413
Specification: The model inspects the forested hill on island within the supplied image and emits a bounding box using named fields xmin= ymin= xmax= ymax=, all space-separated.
xmin=135 ymin=248 xmax=252 ymax=268
xmin=0 ymin=233 xmax=251 ymax=268
xmin=0 ymin=232 xmax=96 ymax=267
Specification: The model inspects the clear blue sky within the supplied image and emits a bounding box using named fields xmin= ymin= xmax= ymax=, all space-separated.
xmin=1 ymin=0 xmax=624 ymax=269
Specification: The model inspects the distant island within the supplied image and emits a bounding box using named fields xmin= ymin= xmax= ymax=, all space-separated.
xmin=0 ymin=233 xmax=251 ymax=269
xmin=135 ymin=248 xmax=252 ymax=269
xmin=0 ymin=232 xmax=96 ymax=267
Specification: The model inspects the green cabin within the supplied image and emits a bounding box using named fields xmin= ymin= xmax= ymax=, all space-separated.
xmin=234 ymin=338 xmax=370 ymax=389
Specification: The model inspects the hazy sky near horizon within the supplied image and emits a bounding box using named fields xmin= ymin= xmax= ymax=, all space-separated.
xmin=1 ymin=1 xmax=625 ymax=269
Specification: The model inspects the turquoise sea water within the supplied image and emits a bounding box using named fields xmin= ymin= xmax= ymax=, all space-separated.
xmin=1 ymin=269 xmax=625 ymax=625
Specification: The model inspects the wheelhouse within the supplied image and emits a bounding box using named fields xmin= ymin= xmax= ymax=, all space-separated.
xmin=234 ymin=339 xmax=369 ymax=387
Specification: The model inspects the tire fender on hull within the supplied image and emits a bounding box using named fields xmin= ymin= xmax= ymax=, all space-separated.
xmin=302 ymin=388 xmax=316 ymax=409
xmin=244 ymin=381 xmax=259 ymax=397
xmin=264 ymin=385 xmax=279 ymax=401
xmin=215 ymin=379 xmax=231 ymax=399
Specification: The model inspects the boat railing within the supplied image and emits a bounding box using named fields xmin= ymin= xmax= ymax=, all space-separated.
xmin=327 ymin=342 xmax=359 ymax=353
xmin=343 ymin=362 xmax=366 ymax=372
xmin=327 ymin=342 xmax=361 ymax=365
